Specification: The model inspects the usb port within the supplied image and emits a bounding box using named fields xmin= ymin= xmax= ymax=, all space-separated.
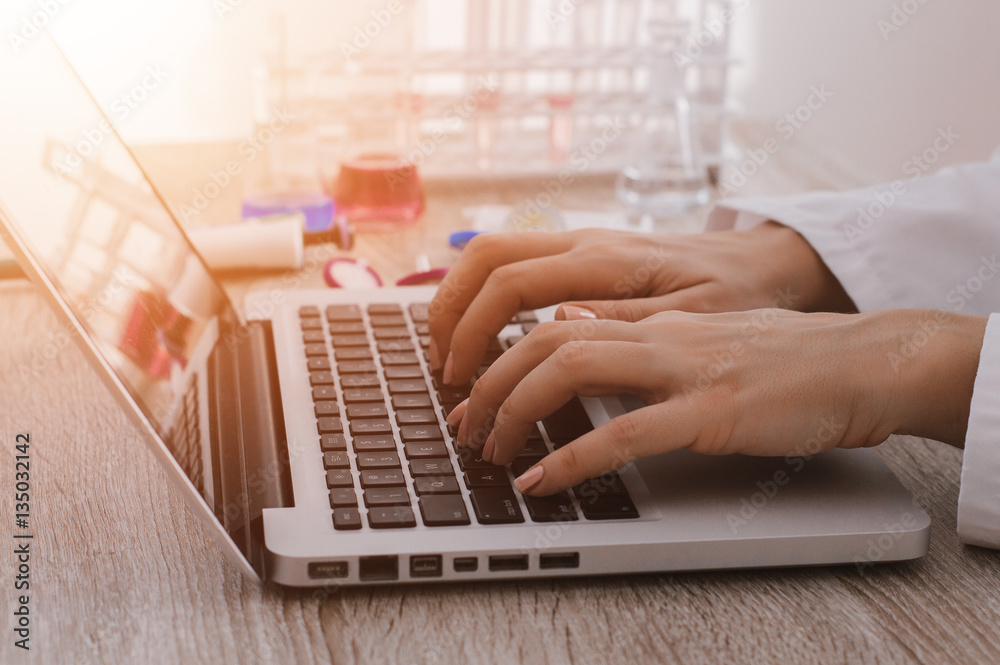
xmin=359 ymin=555 xmax=398 ymax=581
xmin=308 ymin=561 xmax=349 ymax=579
xmin=410 ymin=555 xmax=442 ymax=578
xmin=488 ymin=554 xmax=529 ymax=572
xmin=539 ymin=552 xmax=579 ymax=570
xmin=453 ymin=557 xmax=478 ymax=572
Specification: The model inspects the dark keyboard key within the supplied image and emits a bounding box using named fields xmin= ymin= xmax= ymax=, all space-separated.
xmin=408 ymin=303 xmax=429 ymax=322
xmin=526 ymin=424 xmax=544 ymax=441
xmin=308 ymin=357 xmax=332 ymax=371
xmin=349 ymin=419 xmax=392 ymax=435
xmin=399 ymin=425 xmax=442 ymax=442
xmin=310 ymin=371 xmax=335 ymax=386
xmin=542 ymin=397 xmax=593 ymax=444
xmin=341 ymin=374 xmax=380 ymax=388
xmin=580 ymin=495 xmax=639 ymax=520
xmin=364 ymin=487 xmax=410 ymax=507
xmin=317 ymin=417 xmax=344 ymax=433
xmin=524 ymin=493 xmax=578 ymax=522
xmin=404 ymin=441 xmax=449 ymax=459
xmin=369 ymin=314 xmax=406 ymax=327
xmin=457 ymin=449 xmax=503 ymax=470
xmin=409 ymin=458 xmax=455 ymax=476
xmin=384 ymin=365 xmax=423 ymax=379
xmin=326 ymin=469 xmax=354 ymax=488
xmin=324 ymin=451 xmax=351 ymax=469
xmin=330 ymin=334 xmax=370 ymax=347
xmin=346 ymin=403 xmax=388 ymax=419
xmin=414 ymin=476 xmax=461 ymax=495
xmin=357 ymin=451 xmax=401 ymax=469
xmin=520 ymin=438 xmax=550 ymax=457
xmin=576 ymin=472 xmax=627 ymax=498
xmin=329 ymin=488 xmax=357 ymax=508
xmin=313 ymin=385 xmax=337 ymax=401
xmin=326 ymin=305 xmax=362 ymax=321
xmin=335 ymin=347 xmax=373 ymax=361
xmin=314 ymin=401 xmax=340 ymax=417
xmin=333 ymin=508 xmax=363 ymax=530
xmin=367 ymin=304 xmax=402 ymax=315
xmin=388 ymin=379 xmax=428 ymax=394
xmin=465 ymin=468 xmax=510 ymax=487
xmin=304 ymin=343 xmax=328 ymax=357
xmin=368 ymin=506 xmax=417 ymax=528
xmin=360 ymin=470 xmax=407 ymax=488
xmin=321 ymin=433 xmax=347 ymax=451
xmin=299 ymin=305 xmax=320 ymax=318
xmin=343 ymin=388 xmax=383 ymax=403
xmin=510 ymin=457 xmax=544 ymax=477
xmin=378 ymin=339 xmax=415 ymax=352
xmin=300 ymin=317 xmax=322 ymax=330
xmin=392 ymin=393 xmax=433 ymax=409
xmin=419 ymin=494 xmax=471 ymax=526
xmin=337 ymin=359 xmax=377 ymax=374
xmin=302 ymin=330 xmax=325 ymax=343
xmin=470 ymin=487 xmax=524 ymax=524
xmin=352 ymin=434 xmax=396 ymax=451
xmin=382 ymin=352 xmax=420 ymax=365
xmin=395 ymin=408 xmax=437 ymax=425
xmin=329 ymin=321 xmax=366 ymax=334
xmin=437 ymin=385 xmax=471 ymax=402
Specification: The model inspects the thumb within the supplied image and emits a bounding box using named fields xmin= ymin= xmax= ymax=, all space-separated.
xmin=557 ymin=295 xmax=692 ymax=322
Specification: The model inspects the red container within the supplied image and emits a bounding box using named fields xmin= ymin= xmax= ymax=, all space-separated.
xmin=331 ymin=153 xmax=424 ymax=230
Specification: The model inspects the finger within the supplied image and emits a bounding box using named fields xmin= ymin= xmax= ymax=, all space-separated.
xmin=556 ymin=285 xmax=722 ymax=322
xmin=489 ymin=340 xmax=659 ymax=465
xmin=513 ymin=401 xmax=701 ymax=496
xmin=428 ymin=232 xmax=574 ymax=369
xmin=457 ymin=319 xmax=641 ymax=448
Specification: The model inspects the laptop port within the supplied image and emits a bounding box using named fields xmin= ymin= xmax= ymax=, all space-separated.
xmin=308 ymin=561 xmax=349 ymax=579
xmin=488 ymin=554 xmax=529 ymax=572
xmin=539 ymin=552 xmax=579 ymax=570
xmin=453 ymin=557 xmax=478 ymax=572
xmin=359 ymin=555 xmax=399 ymax=581
xmin=410 ymin=555 xmax=442 ymax=578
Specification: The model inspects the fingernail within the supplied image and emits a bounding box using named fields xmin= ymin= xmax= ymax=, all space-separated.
xmin=446 ymin=398 xmax=469 ymax=426
xmin=482 ymin=431 xmax=495 ymax=462
xmin=514 ymin=465 xmax=544 ymax=493
xmin=443 ymin=352 xmax=454 ymax=385
xmin=561 ymin=305 xmax=597 ymax=320
xmin=429 ymin=340 xmax=442 ymax=370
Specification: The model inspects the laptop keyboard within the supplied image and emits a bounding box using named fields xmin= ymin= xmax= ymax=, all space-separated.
xmin=298 ymin=302 xmax=639 ymax=531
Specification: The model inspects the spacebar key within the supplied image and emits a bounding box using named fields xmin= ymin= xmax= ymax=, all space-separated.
xmin=470 ymin=487 xmax=524 ymax=524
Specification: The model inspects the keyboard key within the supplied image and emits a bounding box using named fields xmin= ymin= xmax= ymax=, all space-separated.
xmin=419 ymin=495 xmax=471 ymax=527
xmin=302 ymin=330 xmax=325 ymax=343
xmin=335 ymin=347 xmax=373 ymax=361
xmin=341 ymin=374 xmax=380 ymax=388
xmin=307 ymin=357 xmax=332 ymax=371
xmin=338 ymin=359 xmax=377 ymax=374
xmin=418 ymin=335 xmax=432 ymax=348
xmin=321 ymin=433 xmax=347 ymax=451
xmin=343 ymin=388 xmax=383 ymax=403
xmin=384 ymin=365 xmax=423 ymax=379
xmin=346 ymin=403 xmax=388 ymax=419
xmin=399 ymin=425 xmax=442 ymax=442
xmin=470 ymin=487 xmax=524 ymax=524
xmin=314 ymin=401 xmax=340 ymax=417
xmin=329 ymin=321 xmax=366 ymax=334
xmin=373 ymin=327 xmax=411 ymax=340
xmin=352 ymin=434 xmax=396 ymax=451
xmin=350 ymin=419 xmax=392 ymax=435
xmin=465 ymin=468 xmax=510 ymax=487
xmin=388 ymin=379 xmax=428 ymax=394
xmin=326 ymin=469 xmax=354 ymax=488
xmin=409 ymin=458 xmax=455 ymax=476
xmin=329 ymin=488 xmax=357 ymax=508
xmin=364 ymin=487 xmax=410 ymax=507
xmin=437 ymin=385 xmax=471 ymax=402
xmin=360 ymin=470 xmax=407 ymax=488
xmin=313 ymin=386 xmax=337 ymax=401
xmin=310 ymin=372 xmax=335 ymax=386
xmin=392 ymin=393 xmax=433 ymax=409
xmin=580 ymin=495 xmax=639 ymax=520
xmin=324 ymin=451 xmax=351 ymax=469
xmin=382 ymin=352 xmax=420 ymax=365
xmin=357 ymin=451 xmax=401 ymax=469
xmin=304 ymin=343 xmax=328 ymax=357
xmin=404 ymin=441 xmax=449 ymax=459
xmin=457 ymin=450 xmax=504 ymax=471
xmin=542 ymin=397 xmax=593 ymax=444
xmin=408 ymin=303 xmax=429 ymax=322
xmin=377 ymin=339 xmax=415 ymax=352
xmin=330 ymin=334 xmax=370 ymax=347
xmin=300 ymin=317 xmax=322 ymax=330
xmin=576 ymin=472 xmax=627 ymax=498
xmin=326 ymin=305 xmax=362 ymax=321
xmin=522 ymin=322 xmax=539 ymax=334
xmin=367 ymin=304 xmax=402 ymax=315
xmin=510 ymin=458 xmax=544 ymax=477
xmin=395 ymin=408 xmax=437 ymax=425
xmin=369 ymin=314 xmax=406 ymax=327
xmin=368 ymin=506 xmax=417 ymax=528
xmin=317 ymin=417 xmax=344 ymax=433
xmin=514 ymin=311 xmax=538 ymax=324
xmin=333 ymin=507 xmax=363 ymax=530
xmin=299 ymin=305 xmax=321 ymax=318
xmin=414 ymin=322 xmax=429 ymax=335
xmin=414 ymin=476 xmax=461 ymax=495
xmin=524 ymin=493 xmax=578 ymax=522
xmin=520 ymin=438 xmax=550 ymax=458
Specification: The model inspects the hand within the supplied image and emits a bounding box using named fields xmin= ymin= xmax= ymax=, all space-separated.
xmin=428 ymin=223 xmax=854 ymax=386
xmin=447 ymin=308 xmax=987 ymax=496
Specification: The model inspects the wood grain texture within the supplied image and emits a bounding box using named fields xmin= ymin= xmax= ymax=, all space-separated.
xmin=2 ymin=125 xmax=999 ymax=665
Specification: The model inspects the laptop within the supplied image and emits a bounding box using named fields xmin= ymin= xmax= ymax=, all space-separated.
xmin=0 ymin=35 xmax=930 ymax=586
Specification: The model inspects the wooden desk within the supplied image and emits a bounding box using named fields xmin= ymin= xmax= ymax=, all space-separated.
xmin=2 ymin=126 xmax=998 ymax=665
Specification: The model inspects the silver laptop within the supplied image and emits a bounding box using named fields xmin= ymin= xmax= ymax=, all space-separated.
xmin=0 ymin=36 xmax=930 ymax=587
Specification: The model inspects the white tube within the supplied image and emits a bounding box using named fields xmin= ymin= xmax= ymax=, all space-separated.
xmin=187 ymin=214 xmax=304 ymax=272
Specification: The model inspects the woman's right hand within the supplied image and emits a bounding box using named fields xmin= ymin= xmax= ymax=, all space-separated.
xmin=428 ymin=222 xmax=855 ymax=386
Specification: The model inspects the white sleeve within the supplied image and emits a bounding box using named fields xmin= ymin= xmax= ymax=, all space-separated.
xmin=705 ymin=158 xmax=1000 ymax=549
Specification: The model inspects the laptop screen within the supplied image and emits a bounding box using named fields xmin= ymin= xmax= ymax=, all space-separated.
xmin=0 ymin=35 xmax=240 ymax=511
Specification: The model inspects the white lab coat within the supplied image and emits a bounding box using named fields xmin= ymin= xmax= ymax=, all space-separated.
xmin=705 ymin=153 xmax=1000 ymax=549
